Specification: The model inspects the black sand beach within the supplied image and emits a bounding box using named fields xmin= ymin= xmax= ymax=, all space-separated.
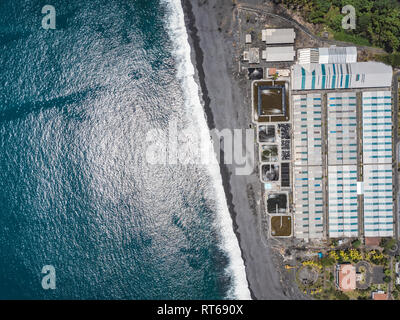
xmin=181 ymin=0 xmax=306 ymax=299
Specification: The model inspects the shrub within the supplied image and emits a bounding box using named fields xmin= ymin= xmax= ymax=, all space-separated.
xmin=352 ymin=239 xmax=361 ymax=248
xmin=320 ymin=256 xmax=336 ymax=267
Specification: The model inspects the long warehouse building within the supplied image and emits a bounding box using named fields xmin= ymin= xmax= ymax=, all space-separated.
xmin=290 ymin=60 xmax=394 ymax=240
xmin=362 ymin=91 xmax=394 ymax=237
xmin=327 ymin=92 xmax=358 ymax=238
xmin=291 ymin=62 xmax=392 ymax=90
xmin=292 ymin=93 xmax=324 ymax=239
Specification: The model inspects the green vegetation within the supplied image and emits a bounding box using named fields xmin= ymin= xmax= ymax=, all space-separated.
xmin=301 ymin=248 xmax=397 ymax=300
xmin=328 ymin=248 xmax=364 ymax=263
xmin=320 ymin=256 xmax=336 ymax=267
xmin=333 ymin=30 xmax=371 ymax=47
xmin=282 ymin=0 xmax=400 ymax=54
xmin=352 ymin=239 xmax=361 ymax=248
xmin=381 ymin=238 xmax=397 ymax=253
xmin=375 ymin=53 xmax=400 ymax=68
xmin=334 ymin=290 xmax=350 ymax=300
xmin=393 ymin=284 xmax=400 ymax=299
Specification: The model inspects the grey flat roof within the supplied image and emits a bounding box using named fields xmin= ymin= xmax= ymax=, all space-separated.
xmin=262 ymin=28 xmax=295 ymax=44
xmin=264 ymin=46 xmax=295 ymax=62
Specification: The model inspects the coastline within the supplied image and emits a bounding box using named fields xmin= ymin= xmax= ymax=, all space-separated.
xmin=166 ymin=0 xmax=250 ymax=299
xmin=181 ymin=0 xmax=305 ymax=299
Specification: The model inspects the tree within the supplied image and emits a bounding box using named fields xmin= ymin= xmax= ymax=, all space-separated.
xmin=382 ymin=238 xmax=397 ymax=252
xmin=308 ymin=10 xmax=325 ymax=24
xmin=283 ymin=0 xmax=400 ymax=52
xmin=334 ymin=291 xmax=350 ymax=300
xmin=352 ymin=239 xmax=361 ymax=249
xmin=328 ymin=13 xmax=343 ymax=32
xmin=321 ymin=256 xmax=336 ymax=267
xmin=313 ymin=0 xmax=331 ymax=13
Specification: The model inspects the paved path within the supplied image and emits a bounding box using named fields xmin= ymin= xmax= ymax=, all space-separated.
xmin=389 ymin=256 xmax=394 ymax=299
xmin=356 ymin=261 xmax=372 ymax=290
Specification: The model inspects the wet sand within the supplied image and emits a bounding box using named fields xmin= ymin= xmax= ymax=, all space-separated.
xmin=181 ymin=0 xmax=305 ymax=300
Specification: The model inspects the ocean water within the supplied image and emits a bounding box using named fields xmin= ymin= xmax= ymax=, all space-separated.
xmin=0 ymin=0 xmax=249 ymax=299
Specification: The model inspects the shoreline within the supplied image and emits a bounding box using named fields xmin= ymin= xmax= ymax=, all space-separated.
xmin=181 ymin=0 xmax=304 ymax=299
xmin=180 ymin=0 xmax=254 ymax=299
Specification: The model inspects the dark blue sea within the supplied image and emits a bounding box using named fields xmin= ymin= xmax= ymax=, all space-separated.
xmin=0 ymin=0 xmax=250 ymax=299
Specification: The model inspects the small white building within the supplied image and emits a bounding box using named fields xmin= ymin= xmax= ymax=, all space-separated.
xmin=245 ymin=34 xmax=252 ymax=44
xmin=247 ymin=47 xmax=260 ymax=64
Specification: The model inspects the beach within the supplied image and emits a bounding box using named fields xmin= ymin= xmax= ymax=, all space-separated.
xmin=181 ymin=0 xmax=306 ymax=299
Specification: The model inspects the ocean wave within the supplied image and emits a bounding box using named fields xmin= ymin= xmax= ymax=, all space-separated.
xmin=162 ymin=0 xmax=251 ymax=300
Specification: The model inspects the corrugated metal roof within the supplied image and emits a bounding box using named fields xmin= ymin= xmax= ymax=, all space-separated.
xmin=262 ymin=28 xmax=295 ymax=44
xmin=362 ymin=91 xmax=393 ymax=237
xmin=264 ymin=46 xmax=295 ymax=62
xmin=297 ymin=48 xmax=319 ymax=64
xmin=328 ymin=165 xmax=358 ymax=238
xmin=297 ymin=47 xmax=357 ymax=64
xmin=293 ymin=164 xmax=324 ymax=239
xmin=291 ymin=62 xmax=392 ymax=90
xmin=363 ymin=163 xmax=393 ymax=237
xmin=319 ymin=46 xmax=357 ymax=64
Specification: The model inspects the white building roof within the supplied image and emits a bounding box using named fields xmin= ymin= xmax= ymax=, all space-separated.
xmin=328 ymin=165 xmax=358 ymax=238
xmin=243 ymin=51 xmax=249 ymax=61
xmin=293 ymin=165 xmax=324 ymax=239
xmin=297 ymin=48 xmax=319 ymax=64
xmin=363 ymin=163 xmax=394 ymax=237
xmin=245 ymin=34 xmax=252 ymax=44
xmin=298 ymin=46 xmax=357 ymax=64
xmin=327 ymin=92 xmax=357 ymax=166
xmin=248 ymin=47 xmax=260 ymax=64
xmin=264 ymin=46 xmax=295 ymax=62
xmin=292 ymin=93 xmax=322 ymax=166
xmin=362 ymin=91 xmax=392 ymax=164
xmin=362 ymin=91 xmax=394 ymax=237
xmin=291 ymin=62 xmax=392 ymax=90
xmin=319 ymin=46 xmax=357 ymax=64
xmin=293 ymin=93 xmax=323 ymax=240
xmin=262 ymin=28 xmax=295 ymax=44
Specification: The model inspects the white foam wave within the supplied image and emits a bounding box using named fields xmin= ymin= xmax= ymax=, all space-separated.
xmin=162 ymin=0 xmax=251 ymax=300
